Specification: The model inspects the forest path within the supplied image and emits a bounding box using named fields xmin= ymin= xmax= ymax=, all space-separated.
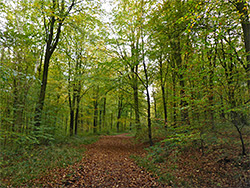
xmin=42 ymin=133 xmax=166 ymax=187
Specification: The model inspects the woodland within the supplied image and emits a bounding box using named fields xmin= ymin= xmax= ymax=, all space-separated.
xmin=0 ymin=0 xmax=250 ymax=187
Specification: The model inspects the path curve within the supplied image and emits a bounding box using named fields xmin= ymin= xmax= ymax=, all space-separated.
xmin=42 ymin=134 xmax=167 ymax=187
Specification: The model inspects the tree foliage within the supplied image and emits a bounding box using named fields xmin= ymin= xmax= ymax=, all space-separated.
xmin=0 ymin=0 xmax=249 ymax=155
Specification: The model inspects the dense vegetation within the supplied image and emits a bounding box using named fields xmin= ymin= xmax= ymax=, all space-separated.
xmin=0 ymin=0 xmax=250 ymax=187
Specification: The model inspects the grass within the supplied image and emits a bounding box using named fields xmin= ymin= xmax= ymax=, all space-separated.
xmin=0 ymin=135 xmax=98 ymax=187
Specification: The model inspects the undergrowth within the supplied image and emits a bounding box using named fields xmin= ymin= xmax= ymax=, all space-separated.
xmin=0 ymin=135 xmax=98 ymax=187
xmin=133 ymin=124 xmax=250 ymax=187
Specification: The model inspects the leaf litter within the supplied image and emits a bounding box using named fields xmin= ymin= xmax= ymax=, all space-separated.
xmin=36 ymin=133 xmax=169 ymax=187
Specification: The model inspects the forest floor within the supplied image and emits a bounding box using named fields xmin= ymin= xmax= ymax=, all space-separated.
xmin=2 ymin=131 xmax=249 ymax=187
xmin=36 ymin=133 xmax=167 ymax=187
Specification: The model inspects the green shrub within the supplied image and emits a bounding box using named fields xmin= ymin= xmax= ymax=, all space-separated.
xmin=0 ymin=135 xmax=98 ymax=187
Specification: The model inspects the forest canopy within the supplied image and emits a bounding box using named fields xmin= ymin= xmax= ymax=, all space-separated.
xmin=1 ymin=0 xmax=250 ymax=187
xmin=0 ymin=0 xmax=249 ymax=163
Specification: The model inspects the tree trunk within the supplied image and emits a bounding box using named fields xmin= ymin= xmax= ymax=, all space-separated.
xmin=68 ymin=86 xmax=75 ymax=136
xmin=234 ymin=1 xmax=250 ymax=92
xmin=34 ymin=51 xmax=52 ymax=128
xmin=132 ymin=66 xmax=141 ymax=132
xmin=34 ymin=0 xmax=75 ymax=128
xmin=70 ymin=108 xmax=74 ymax=136
xmin=74 ymin=98 xmax=80 ymax=135
xmin=172 ymin=72 xmax=177 ymax=125
xmin=222 ymin=38 xmax=247 ymax=155
xmin=93 ymin=100 xmax=98 ymax=134
xmin=208 ymin=60 xmax=215 ymax=129
xmin=242 ymin=23 xmax=250 ymax=92
xmin=12 ymin=78 xmax=18 ymax=131
xmin=93 ymin=88 xmax=98 ymax=134
xmin=102 ymin=95 xmax=106 ymax=129
xmin=146 ymin=87 xmax=153 ymax=146
xmin=129 ymin=108 xmax=133 ymax=130
xmin=179 ymin=74 xmax=189 ymax=124
xmin=99 ymin=109 xmax=102 ymax=132
xmin=141 ymin=23 xmax=153 ymax=146
xmin=116 ymin=96 xmax=123 ymax=133
xmin=231 ymin=111 xmax=247 ymax=155
xmin=159 ymin=58 xmax=167 ymax=127
xmin=153 ymin=92 xmax=157 ymax=119
xmin=173 ymin=39 xmax=189 ymax=124
xmin=111 ymin=113 xmax=113 ymax=130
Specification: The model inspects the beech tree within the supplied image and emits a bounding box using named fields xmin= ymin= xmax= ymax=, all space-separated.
xmin=34 ymin=0 xmax=75 ymax=128
xmin=1 ymin=0 xmax=249 ymax=156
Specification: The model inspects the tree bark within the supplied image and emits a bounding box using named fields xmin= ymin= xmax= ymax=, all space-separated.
xmin=93 ymin=100 xmax=98 ymax=134
xmin=68 ymin=84 xmax=75 ymax=136
xmin=146 ymin=87 xmax=153 ymax=146
xmin=234 ymin=1 xmax=250 ymax=92
xmin=132 ymin=65 xmax=141 ymax=132
xmin=116 ymin=96 xmax=123 ymax=132
xmin=75 ymin=96 xmax=80 ymax=135
xmin=34 ymin=0 xmax=75 ymax=128
xmin=99 ymin=108 xmax=102 ymax=132
xmin=111 ymin=113 xmax=113 ymax=130
xmin=141 ymin=18 xmax=153 ymax=146
xmin=93 ymin=87 xmax=99 ymax=134
xmin=159 ymin=58 xmax=168 ymax=127
xmin=129 ymin=108 xmax=133 ymax=130
xmin=102 ymin=95 xmax=106 ymax=129
xmin=172 ymin=72 xmax=177 ymax=125
xmin=34 ymin=49 xmax=53 ymax=128
xmin=173 ymin=39 xmax=189 ymax=124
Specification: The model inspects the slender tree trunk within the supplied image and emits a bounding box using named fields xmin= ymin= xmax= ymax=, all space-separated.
xmin=206 ymin=38 xmax=216 ymax=129
xmin=172 ymin=72 xmax=177 ymax=125
xmin=129 ymin=108 xmax=133 ymax=130
xmin=174 ymin=40 xmax=189 ymax=124
xmin=141 ymin=19 xmax=153 ymax=145
xmin=159 ymin=59 xmax=167 ymax=127
xmin=221 ymin=35 xmax=247 ymax=155
xmin=34 ymin=36 xmax=55 ymax=128
xmin=153 ymin=92 xmax=157 ymax=118
xmin=12 ymin=78 xmax=18 ymax=131
xmin=116 ymin=96 xmax=123 ymax=133
xmin=75 ymin=97 xmax=80 ymax=135
xmin=93 ymin=88 xmax=98 ymax=134
xmin=111 ymin=113 xmax=113 ymax=130
xmin=132 ymin=66 xmax=141 ymax=132
xmin=67 ymin=58 xmax=75 ymax=137
xmin=179 ymin=73 xmax=189 ymax=124
xmin=69 ymin=109 xmax=74 ymax=136
xmin=231 ymin=111 xmax=246 ymax=155
xmin=234 ymin=1 xmax=250 ymax=92
xmin=243 ymin=23 xmax=250 ymax=92
xmin=74 ymin=51 xmax=82 ymax=136
xmin=102 ymin=95 xmax=106 ymax=129
xmin=229 ymin=84 xmax=247 ymax=155
xmin=99 ymin=108 xmax=102 ymax=132
xmin=146 ymin=88 xmax=153 ymax=146
xmin=68 ymin=89 xmax=75 ymax=136
xmin=93 ymin=100 xmax=98 ymax=134
xmin=34 ymin=22 xmax=58 ymax=128
xmin=208 ymin=61 xmax=215 ymax=129
xmin=34 ymin=0 xmax=75 ymax=129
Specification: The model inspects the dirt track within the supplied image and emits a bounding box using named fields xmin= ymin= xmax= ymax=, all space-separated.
xmin=42 ymin=134 xmax=167 ymax=187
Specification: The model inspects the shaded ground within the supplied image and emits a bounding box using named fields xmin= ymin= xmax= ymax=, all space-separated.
xmin=141 ymin=131 xmax=250 ymax=188
xmin=37 ymin=134 xmax=167 ymax=187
